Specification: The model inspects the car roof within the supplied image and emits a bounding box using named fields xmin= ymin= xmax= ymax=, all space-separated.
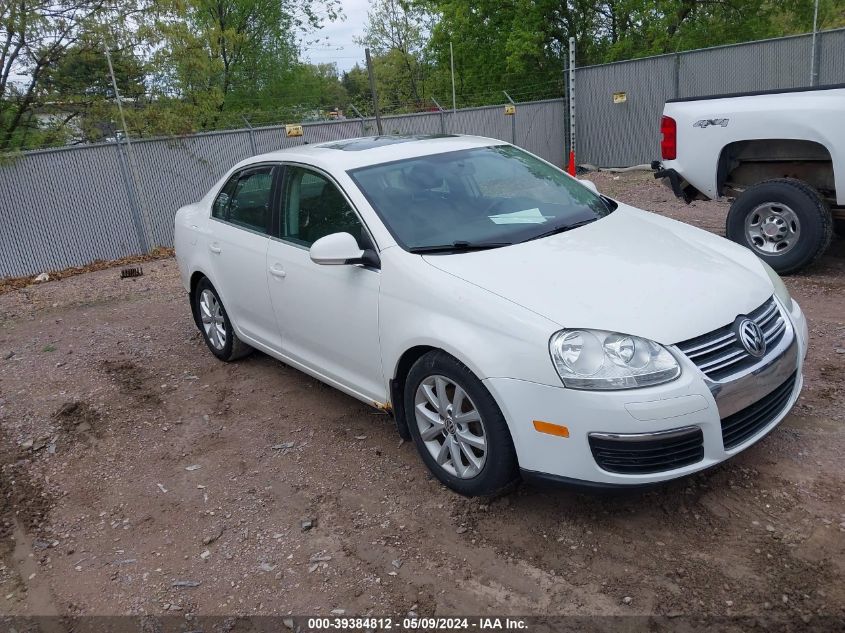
xmin=236 ymin=134 xmax=509 ymax=172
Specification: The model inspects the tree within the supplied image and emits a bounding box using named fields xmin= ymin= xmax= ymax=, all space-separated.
xmin=37 ymin=40 xmax=146 ymax=143
xmin=151 ymin=0 xmax=341 ymax=129
xmin=416 ymin=0 xmax=567 ymax=107
xmin=598 ymin=0 xmax=787 ymax=59
xmin=5 ymin=0 xmax=843 ymax=150
xmin=341 ymin=64 xmax=369 ymax=106
xmin=357 ymin=0 xmax=428 ymax=107
xmin=417 ymin=0 xmax=845 ymax=107
xmin=255 ymin=62 xmax=348 ymax=122
xmin=0 ymin=1 xmax=145 ymax=151
xmin=1 ymin=0 xmax=347 ymax=146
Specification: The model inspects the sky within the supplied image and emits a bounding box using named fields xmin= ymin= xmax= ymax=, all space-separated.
xmin=301 ymin=0 xmax=370 ymax=73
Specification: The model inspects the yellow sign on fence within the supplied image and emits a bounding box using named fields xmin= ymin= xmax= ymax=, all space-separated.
xmin=285 ymin=124 xmax=304 ymax=137
xmin=504 ymin=103 xmax=516 ymax=115
xmin=613 ymin=92 xmax=628 ymax=104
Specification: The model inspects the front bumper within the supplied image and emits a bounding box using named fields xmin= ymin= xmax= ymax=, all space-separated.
xmin=485 ymin=299 xmax=807 ymax=487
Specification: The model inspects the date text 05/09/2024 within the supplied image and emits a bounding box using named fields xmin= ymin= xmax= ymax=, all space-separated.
xmin=306 ymin=617 xmax=528 ymax=630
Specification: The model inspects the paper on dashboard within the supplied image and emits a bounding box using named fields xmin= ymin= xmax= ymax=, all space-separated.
xmin=488 ymin=208 xmax=547 ymax=224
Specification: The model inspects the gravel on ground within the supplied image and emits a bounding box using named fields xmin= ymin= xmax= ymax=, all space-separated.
xmin=0 ymin=170 xmax=843 ymax=620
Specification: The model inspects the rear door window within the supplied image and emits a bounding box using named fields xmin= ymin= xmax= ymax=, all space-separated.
xmin=212 ymin=166 xmax=275 ymax=233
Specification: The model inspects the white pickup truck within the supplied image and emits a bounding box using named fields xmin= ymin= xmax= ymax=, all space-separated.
xmin=653 ymin=84 xmax=845 ymax=274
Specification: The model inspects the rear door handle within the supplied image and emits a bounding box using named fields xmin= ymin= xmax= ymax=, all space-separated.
xmin=209 ymin=243 xmax=222 ymax=254
xmin=269 ymin=264 xmax=287 ymax=278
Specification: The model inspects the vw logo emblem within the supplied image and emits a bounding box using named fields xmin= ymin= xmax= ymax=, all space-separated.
xmin=738 ymin=318 xmax=766 ymax=357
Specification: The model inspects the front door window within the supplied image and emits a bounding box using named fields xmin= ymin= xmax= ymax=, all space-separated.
xmin=281 ymin=167 xmax=369 ymax=247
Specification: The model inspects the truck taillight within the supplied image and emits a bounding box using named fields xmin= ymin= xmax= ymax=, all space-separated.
xmin=660 ymin=116 xmax=677 ymax=160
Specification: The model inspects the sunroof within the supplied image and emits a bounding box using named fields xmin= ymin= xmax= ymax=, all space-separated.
xmin=321 ymin=135 xmax=457 ymax=151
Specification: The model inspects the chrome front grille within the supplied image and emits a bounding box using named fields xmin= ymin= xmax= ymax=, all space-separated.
xmin=676 ymin=297 xmax=787 ymax=381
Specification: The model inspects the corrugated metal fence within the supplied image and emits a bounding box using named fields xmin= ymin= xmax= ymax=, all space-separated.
xmin=0 ymin=99 xmax=565 ymax=278
xmin=575 ymin=28 xmax=845 ymax=167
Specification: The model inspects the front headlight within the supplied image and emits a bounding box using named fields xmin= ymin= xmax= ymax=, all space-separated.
xmin=549 ymin=329 xmax=680 ymax=390
xmin=761 ymin=261 xmax=793 ymax=310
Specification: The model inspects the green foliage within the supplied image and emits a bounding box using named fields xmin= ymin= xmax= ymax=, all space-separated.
xmin=357 ymin=0 xmax=428 ymax=108
xmin=341 ymin=64 xmax=372 ymax=114
xmin=414 ymin=0 xmax=566 ymax=107
xmin=44 ymin=43 xmax=145 ymax=100
xmin=417 ymin=0 xmax=845 ymax=106
xmin=2 ymin=0 xmax=843 ymax=150
xmin=0 ymin=0 xmax=142 ymax=151
xmin=1 ymin=0 xmax=344 ymax=149
xmin=37 ymin=42 xmax=147 ymax=144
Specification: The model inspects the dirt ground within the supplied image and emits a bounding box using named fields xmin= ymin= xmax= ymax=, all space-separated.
xmin=0 ymin=171 xmax=843 ymax=622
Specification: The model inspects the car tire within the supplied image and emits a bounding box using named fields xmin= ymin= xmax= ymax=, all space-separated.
xmin=194 ymin=277 xmax=253 ymax=362
xmin=725 ymin=178 xmax=832 ymax=275
xmin=404 ymin=351 xmax=518 ymax=497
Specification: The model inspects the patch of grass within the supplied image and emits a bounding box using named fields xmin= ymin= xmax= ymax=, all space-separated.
xmin=42 ymin=344 xmax=56 ymax=352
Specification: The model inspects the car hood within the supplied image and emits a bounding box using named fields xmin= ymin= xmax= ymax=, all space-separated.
xmin=422 ymin=205 xmax=774 ymax=345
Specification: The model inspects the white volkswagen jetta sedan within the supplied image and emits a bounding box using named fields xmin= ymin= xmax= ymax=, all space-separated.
xmin=174 ymin=135 xmax=807 ymax=496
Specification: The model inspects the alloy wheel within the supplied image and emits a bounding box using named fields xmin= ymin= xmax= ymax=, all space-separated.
xmin=199 ymin=289 xmax=227 ymax=350
xmin=414 ymin=375 xmax=487 ymax=478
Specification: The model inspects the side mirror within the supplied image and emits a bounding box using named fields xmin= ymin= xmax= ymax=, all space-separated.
xmin=578 ymin=179 xmax=599 ymax=194
xmin=310 ymin=232 xmax=379 ymax=268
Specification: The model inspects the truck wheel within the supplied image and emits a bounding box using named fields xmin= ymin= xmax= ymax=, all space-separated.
xmin=726 ymin=178 xmax=832 ymax=275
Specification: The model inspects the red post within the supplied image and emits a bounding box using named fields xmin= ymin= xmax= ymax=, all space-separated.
xmin=567 ymin=150 xmax=576 ymax=176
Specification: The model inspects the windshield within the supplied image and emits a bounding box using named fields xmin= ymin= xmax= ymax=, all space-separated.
xmin=348 ymin=145 xmax=615 ymax=252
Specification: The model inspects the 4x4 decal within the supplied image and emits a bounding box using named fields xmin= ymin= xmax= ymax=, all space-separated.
xmin=693 ymin=118 xmax=730 ymax=128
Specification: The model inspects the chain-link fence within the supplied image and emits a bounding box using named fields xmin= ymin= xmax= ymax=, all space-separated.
xmin=4 ymin=28 xmax=844 ymax=278
xmin=0 ymin=98 xmax=565 ymax=278
xmin=574 ymin=27 xmax=845 ymax=167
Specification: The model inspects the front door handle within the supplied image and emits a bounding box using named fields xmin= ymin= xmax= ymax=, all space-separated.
xmin=209 ymin=243 xmax=222 ymax=254
xmin=269 ymin=264 xmax=287 ymax=278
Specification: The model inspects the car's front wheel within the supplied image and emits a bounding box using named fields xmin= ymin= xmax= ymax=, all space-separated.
xmin=194 ymin=277 xmax=253 ymax=362
xmin=404 ymin=351 xmax=518 ymax=497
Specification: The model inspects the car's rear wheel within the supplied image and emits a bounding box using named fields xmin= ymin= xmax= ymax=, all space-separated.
xmin=404 ymin=351 xmax=518 ymax=497
xmin=725 ymin=178 xmax=832 ymax=274
xmin=194 ymin=278 xmax=252 ymax=362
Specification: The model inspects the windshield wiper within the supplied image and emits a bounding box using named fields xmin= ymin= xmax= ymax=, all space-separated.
xmin=522 ymin=218 xmax=598 ymax=242
xmin=408 ymin=240 xmax=512 ymax=254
